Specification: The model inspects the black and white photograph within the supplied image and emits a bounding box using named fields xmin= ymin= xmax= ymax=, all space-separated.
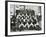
xmin=10 ymin=4 xmax=41 ymax=32
xmin=6 ymin=1 xmax=45 ymax=36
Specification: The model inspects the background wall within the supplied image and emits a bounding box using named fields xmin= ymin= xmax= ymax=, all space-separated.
xmin=10 ymin=4 xmax=41 ymax=15
xmin=0 ymin=0 xmax=46 ymax=37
